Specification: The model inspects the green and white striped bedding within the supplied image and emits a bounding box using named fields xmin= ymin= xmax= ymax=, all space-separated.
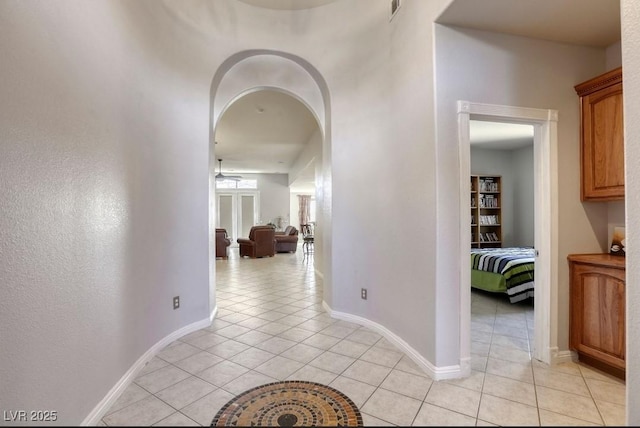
xmin=470 ymin=247 xmax=535 ymax=303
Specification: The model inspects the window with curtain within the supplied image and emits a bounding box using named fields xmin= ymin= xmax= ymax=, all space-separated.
xmin=298 ymin=194 xmax=311 ymax=228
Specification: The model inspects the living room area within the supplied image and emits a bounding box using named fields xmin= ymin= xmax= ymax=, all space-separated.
xmin=213 ymin=89 xmax=320 ymax=262
xmin=213 ymin=162 xmax=317 ymax=260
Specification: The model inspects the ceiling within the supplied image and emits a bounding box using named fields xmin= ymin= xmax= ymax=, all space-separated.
xmin=215 ymin=90 xmax=319 ymax=190
xmin=215 ymin=90 xmax=318 ymax=174
xmin=236 ymin=0 xmax=339 ymax=10
xmin=215 ymin=0 xmax=621 ymax=190
xmin=436 ymin=0 xmax=621 ymax=48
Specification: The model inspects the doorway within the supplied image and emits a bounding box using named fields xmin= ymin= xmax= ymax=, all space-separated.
xmin=216 ymin=191 xmax=260 ymax=245
xmin=470 ymin=119 xmax=536 ymax=361
xmin=458 ymin=101 xmax=558 ymax=366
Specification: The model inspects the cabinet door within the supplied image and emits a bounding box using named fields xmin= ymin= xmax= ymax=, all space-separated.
xmin=570 ymin=263 xmax=625 ymax=369
xmin=581 ymin=82 xmax=624 ymax=201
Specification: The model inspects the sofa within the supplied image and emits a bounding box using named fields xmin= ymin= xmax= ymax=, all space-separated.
xmin=237 ymin=225 xmax=276 ymax=258
xmin=216 ymin=228 xmax=231 ymax=259
xmin=274 ymin=226 xmax=299 ymax=253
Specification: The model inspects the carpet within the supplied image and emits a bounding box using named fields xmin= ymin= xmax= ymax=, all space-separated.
xmin=211 ymin=380 xmax=363 ymax=427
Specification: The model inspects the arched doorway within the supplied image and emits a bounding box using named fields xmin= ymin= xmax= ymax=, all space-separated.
xmin=208 ymin=50 xmax=332 ymax=320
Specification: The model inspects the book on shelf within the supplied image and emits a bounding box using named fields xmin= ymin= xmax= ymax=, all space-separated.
xmin=481 ymin=194 xmax=498 ymax=208
xmin=479 ymin=178 xmax=499 ymax=192
xmin=479 ymin=215 xmax=499 ymax=225
xmin=478 ymin=232 xmax=500 ymax=242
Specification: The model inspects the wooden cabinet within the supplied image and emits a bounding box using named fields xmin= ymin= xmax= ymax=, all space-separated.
xmin=471 ymin=175 xmax=501 ymax=248
xmin=568 ymin=254 xmax=625 ymax=379
xmin=575 ymin=67 xmax=624 ymax=201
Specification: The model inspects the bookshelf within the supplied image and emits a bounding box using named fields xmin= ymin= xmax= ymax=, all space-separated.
xmin=471 ymin=175 xmax=502 ymax=248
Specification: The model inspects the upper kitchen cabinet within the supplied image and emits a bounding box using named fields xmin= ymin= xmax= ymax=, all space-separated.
xmin=575 ymin=67 xmax=624 ymax=202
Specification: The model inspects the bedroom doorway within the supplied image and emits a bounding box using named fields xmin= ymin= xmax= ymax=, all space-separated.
xmin=458 ymin=101 xmax=558 ymax=366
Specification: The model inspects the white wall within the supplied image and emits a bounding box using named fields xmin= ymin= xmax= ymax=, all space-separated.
xmin=435 ymin=24 xmax=608 ymax=358
xmin=252 ymin=173 xmax=290 ymax=227
xmin=622 ymin=0 xmax=640 ymax=423
xmin=326 ymin=0 xmax=443 ymax=365
xmin=289 ymin=129 xmax=322 ymax=189
xmin=607 ymin=40 xmax=623 ymax=70
xmin=513 ymin=145 xmax=535 ymax=247
xmin=0 ymin=1 xmax=212 ymax=423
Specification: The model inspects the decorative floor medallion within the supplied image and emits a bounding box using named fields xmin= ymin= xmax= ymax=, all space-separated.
xmin=211 ymin=380 xmax=363 ymax=427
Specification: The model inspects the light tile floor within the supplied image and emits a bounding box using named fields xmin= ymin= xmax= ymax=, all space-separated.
xmin=101 ymin=248 xmax=626 ymax=426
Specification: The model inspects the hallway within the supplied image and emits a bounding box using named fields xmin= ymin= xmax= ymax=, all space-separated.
xmin=100 ymin=249 xmax=625 ymax=426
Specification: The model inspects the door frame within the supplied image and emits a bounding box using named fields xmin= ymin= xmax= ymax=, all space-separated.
xmin=457 ymin=101 xmax=559 ymax=365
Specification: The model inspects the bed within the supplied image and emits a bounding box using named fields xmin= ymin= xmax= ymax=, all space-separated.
xmin=470 ymin=247 xmax=535 ymax=303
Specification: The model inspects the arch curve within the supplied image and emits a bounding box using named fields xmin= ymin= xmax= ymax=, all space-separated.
xmin=210 ymin=49 xmax=330 ymax=133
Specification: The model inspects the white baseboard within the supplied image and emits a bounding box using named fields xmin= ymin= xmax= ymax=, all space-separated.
xmin=82 ymin=310 xmax=215 ymax=426
xmin=552 ymin=349 xmax=577 ymax=365
xmin=321 ymin=301 xmax=465 ymax=381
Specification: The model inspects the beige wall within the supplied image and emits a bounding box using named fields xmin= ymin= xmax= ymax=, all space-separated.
xmin=621 ymin=0 xmax=640 ymax=423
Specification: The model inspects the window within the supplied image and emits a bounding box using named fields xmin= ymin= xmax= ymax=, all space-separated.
xmin=215 ymin=179 xmax=257 ymax=190
xmin=237 ymin=179 xmax=258 ymax=189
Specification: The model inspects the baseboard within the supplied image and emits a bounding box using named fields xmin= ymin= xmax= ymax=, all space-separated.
xmin=321 ymin=301 xmax=465 ymax=381
xmin=552 ymin=349 xmax=577 ymax=365
xmin=82 ymin=313 xmax=214 ymax=426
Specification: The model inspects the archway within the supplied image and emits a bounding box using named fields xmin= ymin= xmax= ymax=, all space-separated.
xmin=208 ymin=50 xmax=333 ymax=319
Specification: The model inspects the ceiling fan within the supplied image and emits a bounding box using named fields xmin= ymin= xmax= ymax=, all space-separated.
xmin=215 ymin=158 xmax=243 ymax=181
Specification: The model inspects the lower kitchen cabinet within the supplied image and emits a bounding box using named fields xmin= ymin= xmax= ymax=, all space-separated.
xmin=568 ymin=253 xmax=625 ymax=379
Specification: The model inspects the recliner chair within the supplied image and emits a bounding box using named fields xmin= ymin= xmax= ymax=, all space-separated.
xmin=215 ymin=228 xmax=231 ymax=260
xmin=274 ymin=226 xmax=299 ymax=253
xmin=237 ymin=225 xmax=276 ymax=258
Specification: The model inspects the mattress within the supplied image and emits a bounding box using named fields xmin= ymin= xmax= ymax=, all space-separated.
xmin=470 ymin=247 xmax=535 ymax=303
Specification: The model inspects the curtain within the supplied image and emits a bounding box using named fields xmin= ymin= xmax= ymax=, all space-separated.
xmin=298 ymin=195 xmax=311 ymax=229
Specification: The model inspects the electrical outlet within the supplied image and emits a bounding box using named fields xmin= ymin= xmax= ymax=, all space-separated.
xmin=173 ymin=296 xmax=180 ymax=310
xmin=361 ymin=288 xmax=367 ymax=300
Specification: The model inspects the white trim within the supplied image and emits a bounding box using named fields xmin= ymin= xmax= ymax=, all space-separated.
xmin=322 ymin=302 xmax=464 ymax=381
xmin=553 ymin=349 xmax=577 ymax=365
xmin=458 ymin=101 xmax=558 ymax=367
xmin=82 ymin=316 xmax=212 ymax=426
